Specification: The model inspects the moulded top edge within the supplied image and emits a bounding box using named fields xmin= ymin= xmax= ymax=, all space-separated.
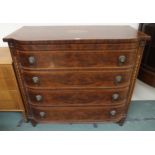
xmin=3 ymin=26 xmax=151 ymax=44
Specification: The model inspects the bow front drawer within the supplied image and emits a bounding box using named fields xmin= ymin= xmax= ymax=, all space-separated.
xmin=23 ymin=69 xmax=132 ymax=88
xmin=31 ymin=105 xmax=125 ymax=123
xmin=27 ymin=87 xmax=128 ymax=106
xmin=18 ymin=50 xmax=136 ymax=69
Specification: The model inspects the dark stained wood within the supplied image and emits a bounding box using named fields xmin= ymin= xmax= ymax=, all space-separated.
xmin=138 ymin=66 xmax=155 ymax=86
xmin=16 ymin=43 xmax=138 ymax=51
xmin=19 ymin=50 xmax=136 ymax=69
xmin=3 ymin=26 xmax=150 ymax=126
xmin=27 ymin=87 xmax=128 ymax=106
xmin=138 ymin=24 xmax=155 ymax=87
xmin=3 ymin=26 xmax=150 ymax=43
xmin=23 ymin=69 xmax=132 ymax=88
xmin=124 ymin=40 xmax=147 ymax=122
xmin=31 ymin=105 xmax=125 ymax=123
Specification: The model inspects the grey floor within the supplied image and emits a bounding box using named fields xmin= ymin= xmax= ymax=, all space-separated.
xmin=0 ymin=101 xmax=155 ymax=131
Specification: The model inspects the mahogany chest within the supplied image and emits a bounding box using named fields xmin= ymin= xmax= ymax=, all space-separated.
xmin=3 ymin=26 xmax=150 ymax=126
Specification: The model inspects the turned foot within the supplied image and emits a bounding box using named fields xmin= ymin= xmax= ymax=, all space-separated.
xmin=31 ymin=119 xmax=37 ymax=127
xmin=117 ymin=117 xmax=126 ymax=126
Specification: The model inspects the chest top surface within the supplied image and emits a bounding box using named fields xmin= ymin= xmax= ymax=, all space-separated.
xmin=3 ymin=26 xmax=150 ymax=43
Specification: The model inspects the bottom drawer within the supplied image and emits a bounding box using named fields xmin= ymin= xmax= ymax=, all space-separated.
xmin=31 ymin=105 xmax=125 ymax=123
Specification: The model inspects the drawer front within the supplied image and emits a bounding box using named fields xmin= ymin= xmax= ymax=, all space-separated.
xmin=23 ymin=70 xmax=132 ymax=88
xmin=18 ymin=51 xmax=136 ymax=69
xmin=31 ymin=105 xmax=125 ymax=122
xmin=27 ymin=88 xmax=128 ymax=106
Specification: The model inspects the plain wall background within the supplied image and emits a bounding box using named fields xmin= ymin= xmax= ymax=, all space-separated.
xmin=0 ymin=23 xmax=138 ymax=46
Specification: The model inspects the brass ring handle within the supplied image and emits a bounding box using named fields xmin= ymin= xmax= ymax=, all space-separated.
xmin=32 ymin=76 xmax=40 ymax=84
xmin=35 ymin=95 xmax=43 ymax=102
xmin=28 ymin=56 xmax=36 ymax=65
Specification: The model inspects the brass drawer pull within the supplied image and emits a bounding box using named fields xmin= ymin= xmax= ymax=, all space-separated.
xmin=39 ymin=112 xmax=46 ymax=118
xmin=110 ymin=110 xmax=116 ymax=116
xmin=115 ymin=75 xmax=123 ymax=84
xmin=35 ymin=95 xmax=43 ymax=102
xmin=118 ymin=55 xmax=126 ymax=65
xmin=112 ymin=93 xmax=119 ymax=101
xmin=28 ymin=56 xmax=36 ymax=65
xmin=32 ymin=76 xmax=40 ymax=84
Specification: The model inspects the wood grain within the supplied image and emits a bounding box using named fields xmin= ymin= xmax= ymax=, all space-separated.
xmin=23 ymin=69 xmax=132 ymax=88
xmin=0 ymin=48 xmax=12 ymax=64
xmin=19 ymin=50 xmax=136 ymax=69
xmin=0 ymin=65 xmax=14 ymax=78
xmin=16 ymin=43 xmax=138 ymax=51
xmin=0 ymin=90 xmax=20 ymax=109
xmin=0 ymin=78 xmax=16 ymax=90
xmin=3 ymin=26 xmax=150 ymax=125
xmin=3 ymin=26 xmax=150 ymax=43
xmin=0 ymin=48 xmax=26 ymax=120
xmin=31 ymin=105 xmax=125 ymax=123
xmin=27 ymin=87 xmax=128 ymax=106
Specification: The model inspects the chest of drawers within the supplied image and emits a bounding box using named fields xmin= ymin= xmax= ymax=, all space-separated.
xmin=3 ymin=26 xmax=150 ymax=126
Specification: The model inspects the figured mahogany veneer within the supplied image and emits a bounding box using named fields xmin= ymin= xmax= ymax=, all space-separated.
xmin=3 ymin=26 xmax=150 ymax=126
xmin=27 ymin=87 xmax=128 ymax=106
xmin=23 ymin=69 xmax=132 ymax=88
xmin=18 ymin=50 xmax=136 ymax=69
xmin=31 ymin=105 xmax=125 ymax=123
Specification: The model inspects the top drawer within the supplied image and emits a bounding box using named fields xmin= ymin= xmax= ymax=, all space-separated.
xmin=18 ymin=50 xmax=136 ymax=69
